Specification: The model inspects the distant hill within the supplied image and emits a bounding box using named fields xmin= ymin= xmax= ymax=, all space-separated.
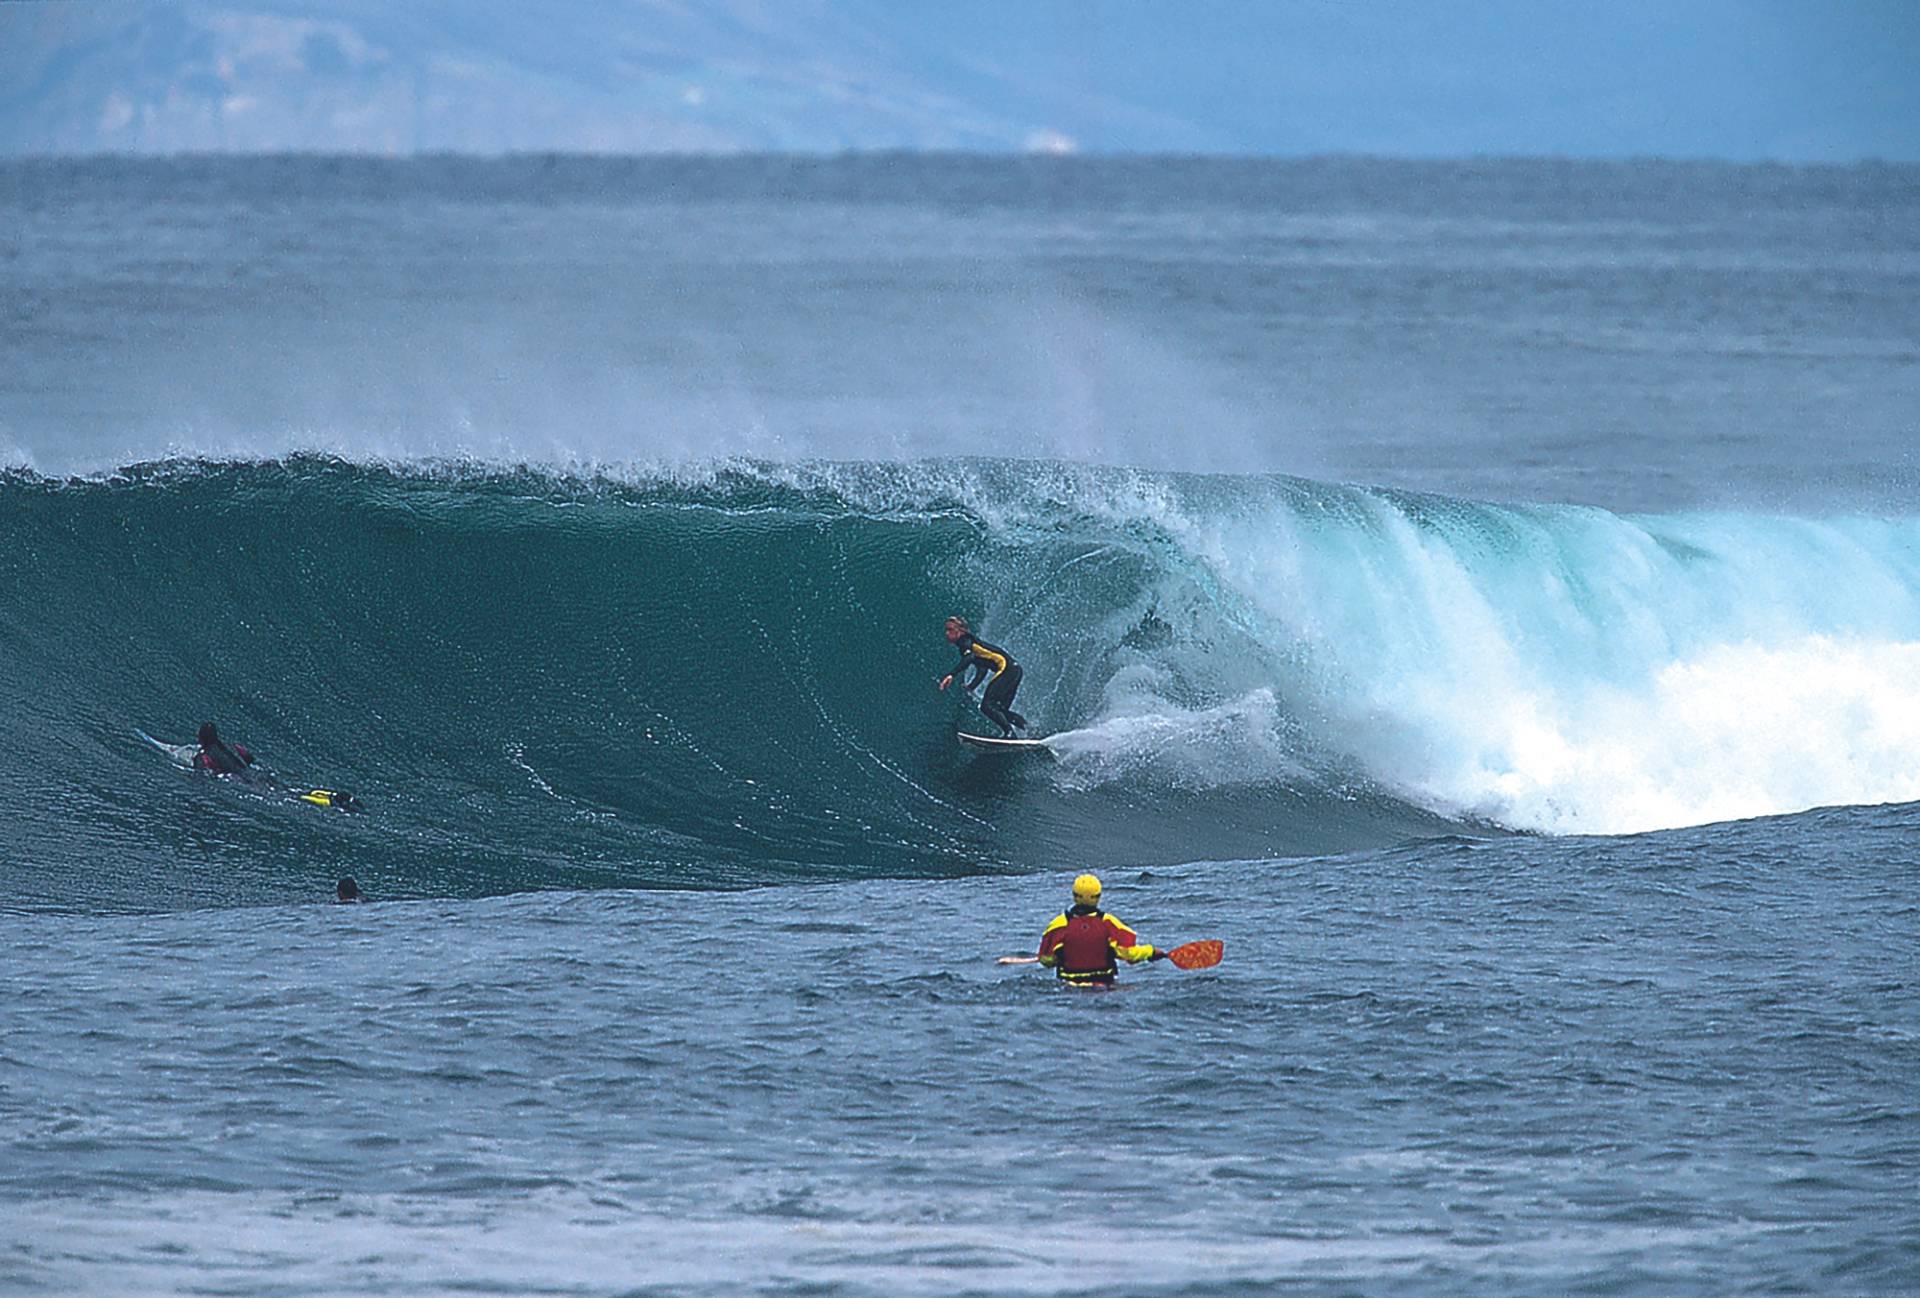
xmin=0 ymin=0 xmax=1106 ymax=155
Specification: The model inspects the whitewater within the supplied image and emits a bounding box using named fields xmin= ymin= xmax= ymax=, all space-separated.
xmin=2 ymin=156 xmax=1916 ymax=1296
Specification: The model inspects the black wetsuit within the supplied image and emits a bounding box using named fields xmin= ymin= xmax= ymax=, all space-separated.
xmin=194 ymin=738 xmax=255 ymax=778
xmin=951 ymin=632 xmax=1027 ymax=736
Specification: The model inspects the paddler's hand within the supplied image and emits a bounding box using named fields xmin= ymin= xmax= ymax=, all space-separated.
xmin=938 ymin=675 xmax=953 ymax=692
xmin=1150 ymin=949 xmax=1170 ymax=961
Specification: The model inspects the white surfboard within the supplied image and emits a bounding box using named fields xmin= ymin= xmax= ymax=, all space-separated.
xmin=134 ymin=728 xmax=197 ymax=765
xmin=957 ymin=731 xmax=1051 ymax=752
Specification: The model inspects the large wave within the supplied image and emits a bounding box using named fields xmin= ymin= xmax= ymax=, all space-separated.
xmin=5 ymin=456 xmax=1919 ymax=907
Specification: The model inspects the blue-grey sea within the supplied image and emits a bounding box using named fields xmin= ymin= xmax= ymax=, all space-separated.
xmin=1 ymin=156 xmax=1917 ymax=1295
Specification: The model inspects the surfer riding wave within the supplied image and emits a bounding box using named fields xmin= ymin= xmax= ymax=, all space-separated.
xmin=938 ymin=615 xmax=1028 ymax=737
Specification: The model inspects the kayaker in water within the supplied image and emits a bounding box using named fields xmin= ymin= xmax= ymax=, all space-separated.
xmin=1037 ymin=873 xmax=1169 ymax=986
xmin=938 ymin=615 xmax=1028 ymax=737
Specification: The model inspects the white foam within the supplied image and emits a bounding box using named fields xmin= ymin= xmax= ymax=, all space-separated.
xmin=1399 ymin=635 xmax=1920 ymax=833
xmin=1048 ymin=681 xmax=1311 ymax=792
xmin=1186 ymin=497 xmax=1920 ymax=833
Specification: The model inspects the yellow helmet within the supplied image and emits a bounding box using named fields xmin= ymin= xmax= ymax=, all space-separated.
xmin=1072 ymin=873 xmax=1102 ymax=905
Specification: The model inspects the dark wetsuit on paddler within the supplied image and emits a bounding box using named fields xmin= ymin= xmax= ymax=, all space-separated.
xmin=938 ymin=615 xmax=1028 ymax=737
xmin=193 ymin=722 xmax=256 ymax=778
xmin=1037 ymin=873 xmax=1167 ymax=986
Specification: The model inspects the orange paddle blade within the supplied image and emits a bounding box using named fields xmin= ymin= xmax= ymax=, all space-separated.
xmin=1166 ymin=939 xmax=1223 ymax=970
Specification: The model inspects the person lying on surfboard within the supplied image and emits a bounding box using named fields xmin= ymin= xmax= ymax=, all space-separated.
xmin=193 ymin=722 xmax=259 ymax=779
xmin=1036 ymin=873 xmax=1170 ymax=987
xmin=188 ymin=722 xmax=363 ymax=811
xmin=938 ymin=615 xmax=1028 ymax=738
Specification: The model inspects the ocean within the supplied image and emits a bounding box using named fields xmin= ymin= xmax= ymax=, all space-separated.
xmin=1 ymin=155 xmax=1916 ymax=1295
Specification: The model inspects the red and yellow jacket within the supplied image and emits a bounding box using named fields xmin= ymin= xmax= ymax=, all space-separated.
xmin=1038 ymin=906 xmax=1157 ymax=984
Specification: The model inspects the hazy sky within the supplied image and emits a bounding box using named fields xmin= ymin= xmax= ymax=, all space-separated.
xmin=869 ymin=0 xmax=1920 ymax=160
xmin=2 ymin=0 xmax=1916 ymax=159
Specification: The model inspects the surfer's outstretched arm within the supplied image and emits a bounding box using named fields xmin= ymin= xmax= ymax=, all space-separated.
xmin=938 ymin=655 xmax=985 ymax=693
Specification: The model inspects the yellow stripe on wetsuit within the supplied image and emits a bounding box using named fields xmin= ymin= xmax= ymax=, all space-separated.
xmin=968 ymin=642 xmax=1008 ymax=676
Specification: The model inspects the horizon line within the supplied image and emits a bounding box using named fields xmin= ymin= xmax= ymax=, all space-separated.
xmin=5 ymin=148 xmax=1917 ymax=170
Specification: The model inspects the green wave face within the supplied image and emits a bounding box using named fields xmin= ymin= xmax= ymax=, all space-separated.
xmin=0 ymin=458 xmax=1430 ymax=909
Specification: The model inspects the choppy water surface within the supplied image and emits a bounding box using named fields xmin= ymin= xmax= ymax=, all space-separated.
xmin=6 ymin=819 xmax=1917 ymax=1295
